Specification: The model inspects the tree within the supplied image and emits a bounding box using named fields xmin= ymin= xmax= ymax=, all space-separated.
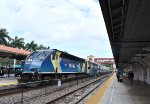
xmin=37 ymin=44 xmax=50 ymax=50
xmin=0 ymin=28 xmax=11 ymax=45
xmin=10 ymin=36 xmax=25 ymax=49
xmin=25 ymin=41 xmax=38 ymax=51
xmin=47 ymin=46 xmax=50 ymax=49
xmin=103 ymin=64 xmax=114 ymax=71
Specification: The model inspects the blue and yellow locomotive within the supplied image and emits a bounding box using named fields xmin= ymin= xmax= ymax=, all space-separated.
xmin=21 ymin=49 xmax=101 ymax=82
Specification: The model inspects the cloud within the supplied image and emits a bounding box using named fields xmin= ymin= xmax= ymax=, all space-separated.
xmin=0 ymin=0 xmax=113 ymax=58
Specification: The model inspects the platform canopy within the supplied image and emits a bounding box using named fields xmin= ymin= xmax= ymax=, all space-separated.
xmin=0 ymin=45 xmax=31 ymax=60
xmin=99 ymin=0 xmax=150 ymax=68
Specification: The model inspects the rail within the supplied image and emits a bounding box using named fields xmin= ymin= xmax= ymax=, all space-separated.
xmin=0 ymin=72 xmax=111 ymax=104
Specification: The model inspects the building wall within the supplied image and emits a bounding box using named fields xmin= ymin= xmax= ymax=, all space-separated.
xmin=145 ymin=66 xmax=150 ymax=84
xmin=132 ymin=66 xmax=139 ymax=80
xmin=131 ymin=61 xmax=150 ymax=84
xmin=87 ymin=55 xmax=95 ymax=62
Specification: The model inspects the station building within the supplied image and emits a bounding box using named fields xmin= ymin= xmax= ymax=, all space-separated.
xmin=87 ymin=55 xmax=115 ymax=69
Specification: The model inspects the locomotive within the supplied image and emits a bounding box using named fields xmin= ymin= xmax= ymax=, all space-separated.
xmin=20 ymin=49 xmax=102 ymax=82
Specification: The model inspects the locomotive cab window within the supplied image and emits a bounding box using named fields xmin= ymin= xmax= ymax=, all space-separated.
xmin=50 ymin=53 xmax=55 ymax=60
xmin=36 ymin=52 xmax=45 ymax=61
xmin=50 ymin=55 xmax=53 ymax=60
xmin=26 ymin=55 xmax=32 ymax=62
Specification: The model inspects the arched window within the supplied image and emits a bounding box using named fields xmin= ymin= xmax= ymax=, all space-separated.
xmin=89 ymin=58 xmax=93 ymax=62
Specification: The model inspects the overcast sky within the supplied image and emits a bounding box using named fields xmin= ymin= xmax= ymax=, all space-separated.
xmin=0 ymin=0 xmax=113 ymax=59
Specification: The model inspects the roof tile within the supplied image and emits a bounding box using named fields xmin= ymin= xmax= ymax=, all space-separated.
xmin=0 ymin=45 xmax=31 ymax=55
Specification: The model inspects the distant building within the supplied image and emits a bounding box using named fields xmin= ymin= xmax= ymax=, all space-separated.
xmin=87 ymin=55 xmax=115 ymax=69
xmin=94 ymin=58 xmax=115 ymax=65
xmin=87 ymin=55 xmax=95 ymax=62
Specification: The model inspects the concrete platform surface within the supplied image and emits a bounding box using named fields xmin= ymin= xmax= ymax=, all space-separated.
xmin=0 ymin=76 xmax=18 ymax=87
xmin=99 ymin=75 xmax=150 ymax=104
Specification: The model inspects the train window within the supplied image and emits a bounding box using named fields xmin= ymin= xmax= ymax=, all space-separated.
xmin=26 ymin=55 xmax=32 ymax=62
xmin=36 ymin=52 xmax=45 ymax=61
xmin=50 ymin=54 xmax=55 ymax=60
xmin=51 ymin=55 xmax=53 ymax=60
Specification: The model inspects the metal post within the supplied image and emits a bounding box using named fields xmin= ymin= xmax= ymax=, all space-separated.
xmin=13 ymin=59 xmax=16 ymax=70
xmin=45 ymin=80 xmax=47 ymax=95
xmin=86 ymin=75 xmax=88 ymax=81
xmin=21 ymin=84 xmax=24 ymax=104
xmin=58 ymin=79 xmax=61 ymax=87
xmin=77 ymin=76 xmax=78 ymax=85
xmin=70 ymin=79 xmax=71 ymax=86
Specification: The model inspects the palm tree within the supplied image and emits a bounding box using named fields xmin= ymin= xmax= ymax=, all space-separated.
xmin=10 ymin=36 xmax=25 ymax=49
xmin=37 ymin=44 xmax=50 ymax=50
xmin=25 ymin=41 xmax=38 ymax=51
xmin=47 ymin=46 xmax=50 ymax=49
xmin=0 ymin=28 xmax=11 ymax=45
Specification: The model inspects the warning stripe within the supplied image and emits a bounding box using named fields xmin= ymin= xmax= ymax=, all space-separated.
xmin=86 ymin=73 xmax=115 ymax=104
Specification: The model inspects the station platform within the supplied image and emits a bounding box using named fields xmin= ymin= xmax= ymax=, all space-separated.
xmin=86 ymin=73 xmax=150 ymax=104
xmin=0 ymin=75 xmax=18 ymax=87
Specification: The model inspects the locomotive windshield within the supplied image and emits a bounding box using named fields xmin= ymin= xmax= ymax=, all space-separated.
xmin=26 ymin=55 xmax=32 ymax=62
xmin=26 ymin=52 xmax=38 ymax=62
xmin=36 ymin=51 xmax=50 ymax=61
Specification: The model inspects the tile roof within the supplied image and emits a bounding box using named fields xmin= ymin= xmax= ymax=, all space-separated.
xmin=0 ymin=45 xmax=31 ymax=55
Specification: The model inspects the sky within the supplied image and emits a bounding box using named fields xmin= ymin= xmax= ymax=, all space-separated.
xmin=0 ymin=0 xmax=113 ymax=59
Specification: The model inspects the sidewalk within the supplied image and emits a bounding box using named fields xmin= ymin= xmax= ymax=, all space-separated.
xmin=0 ymin=76 xmax=18 ymax=87
xmin=99 ymin=76 xmax=150 ymax=104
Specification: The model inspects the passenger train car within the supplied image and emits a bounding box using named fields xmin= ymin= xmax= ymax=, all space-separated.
xmin=21 ymin=49 xmax=103 ymax=82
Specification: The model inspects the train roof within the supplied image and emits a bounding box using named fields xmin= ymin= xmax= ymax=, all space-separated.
xmin=35 ymin=50 xmax=51 ymax=52
xmin=53 ymin=49 xmax=85 ymax=62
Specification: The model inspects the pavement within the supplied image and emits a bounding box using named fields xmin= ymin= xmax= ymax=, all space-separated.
xmin=86 ymin=73 xmax=150 ymax=104
xmin=0 ymin=74 xmax=18 ymax=87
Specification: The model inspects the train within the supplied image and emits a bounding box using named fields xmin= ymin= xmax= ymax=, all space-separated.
xmin=20 ymin=49 xmax=110 ymax=82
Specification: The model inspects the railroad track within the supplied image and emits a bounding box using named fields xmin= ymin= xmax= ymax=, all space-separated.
xmin=0 ymin=82 xmax=46 ymax=97
xmin=0 ymin=73 xmax=111 ymax=104
xmin=0 ymin=86 xmax=21 ymax=97
xmin=74 ymin=78 xmax=107 ymax=104
xmin=0 ymin=75 xmax=102 ymax=97
xmin=0 ymin=79 xmax=59 ymax=97
xmin=46 ymin=74 xmax=110 ymax=104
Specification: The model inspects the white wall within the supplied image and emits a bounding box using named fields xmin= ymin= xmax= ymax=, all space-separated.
xmin=138 ymin=67 xmax=145 ymax=81
xmin=145 ymin=66 xmax=150 ymax=84
xmin=132 ymin=66 xmax=139 ymax=80
xmin=132 ymin=61 xmax=150 ymax=84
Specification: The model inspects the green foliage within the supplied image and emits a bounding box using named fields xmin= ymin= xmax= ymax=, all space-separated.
xmin=25 ymin=41 xmax=38 ymax=51
xmin=37 ymin=44 xmax=50 ymax=50
xmin=103 ymin=64 xmax=114 ymax=70
xmin=0 ymin=28 xmax=12 ymax=45
xmin=10 ymin=36 xmax=25 ymax=49
xmin=0 ymin=28 xmax=51 ymax=70
xmin=0 ymin=28 xmax=50 ymax=51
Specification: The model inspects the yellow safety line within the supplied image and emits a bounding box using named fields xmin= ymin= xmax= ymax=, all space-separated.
xmin=86 ymin=73 xmax=115 ymax=104
xmin=0 ymin=82 xmax=18 ymax=87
